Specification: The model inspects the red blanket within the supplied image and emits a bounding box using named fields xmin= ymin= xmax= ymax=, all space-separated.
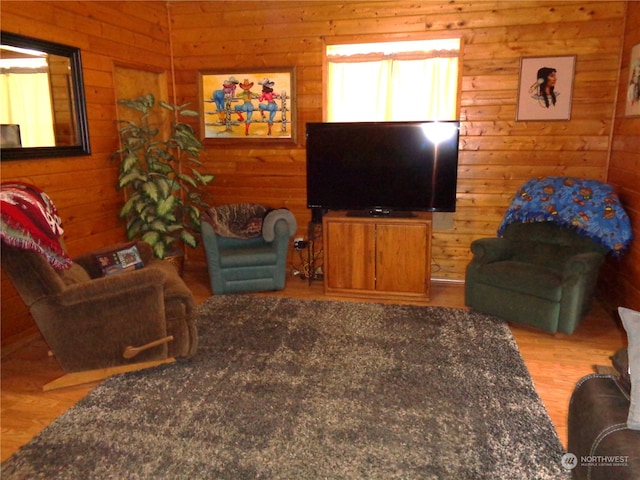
xmin=0 ymin=182 xmax=72 ymax=269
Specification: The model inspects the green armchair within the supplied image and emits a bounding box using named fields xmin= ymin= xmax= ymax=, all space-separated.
xmin=201 ymin=204 xmax=297 ymax=294
xmin=465 ymin=222 xmax=607 ymax=334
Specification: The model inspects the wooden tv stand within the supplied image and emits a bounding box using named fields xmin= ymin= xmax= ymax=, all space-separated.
xmin=322 ymin=211 xmax=432 ymax=301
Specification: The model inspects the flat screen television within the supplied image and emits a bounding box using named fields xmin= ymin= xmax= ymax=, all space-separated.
xmin=306 ymin=120 xmax=460 ymax=218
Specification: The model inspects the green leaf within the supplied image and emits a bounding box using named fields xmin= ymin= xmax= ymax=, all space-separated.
xmin=149 ymin=219 xmax=168 ymax=232
xmin=119 ymin=194 xmax=140 ymax=217
xmin=136 ymin=200 xmax=153 ymax=216
xmin=179 ymin=109 xmax=200 ymax=117
xmin=156 ymin=195 xmax=177 ymax=216
xmin=142 ymin=181 xmax=159 ymax=202
xmin=121 ymin=153 xmax=139 ymax=173
xmin=193 ymin=170 xmax=215 ymax=185
xmin=181 ymin=230 xmax=197 ymax=248
xmin=177 ymin=173 xmax=198 ymax=189
xmin=142 ymin=230 xmax=160 ymax=245
xmin=158 ymin=100 xmax=176 ymax=111
xmin=183 ymin=155 xmax=203 ymax=167
xmin=126 ymin=219 xmax=143 ymax=239
xmin=186 ymin=204 xmax=200 ymax=222
xmin=118 ymin=169 xmax=146 ymax=188
xmin=163 ymin=212 xmax=178 ymax=223
xmin=153 ymin=242 xmax=166 ymax=259
xmin=154 ymin=177 xmax=173 ymax=198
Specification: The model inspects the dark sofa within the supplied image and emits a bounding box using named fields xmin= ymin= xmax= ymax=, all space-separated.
xmin=568 ymin=360 xmax=640 ymax=479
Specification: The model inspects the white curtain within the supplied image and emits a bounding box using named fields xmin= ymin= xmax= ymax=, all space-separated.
xmin=327 ymin=60 xmax=392 ymax=122
xmin=0 ymin=72 xmax=55 ymax=147
xmin=327 ymin=49 xmax=459 ymax=122
xmin=388 ymin=57 xmax=458 ymax=121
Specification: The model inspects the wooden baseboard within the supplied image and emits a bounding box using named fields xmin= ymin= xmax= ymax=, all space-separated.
xmin=43 ymin=358 xmax=175 ymax=391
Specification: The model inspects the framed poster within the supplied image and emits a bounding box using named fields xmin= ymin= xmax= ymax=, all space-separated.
xmin=516 ymin=55 xmax=576 ymax=121
xmin=198 ymin=68 xmax=295 ymax=142
xmin=625 ymin=43 xmax=640 ymax=117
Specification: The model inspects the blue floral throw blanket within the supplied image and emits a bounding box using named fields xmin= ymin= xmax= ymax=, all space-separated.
xmin=498 ymin=177 xmax=633 ymax=256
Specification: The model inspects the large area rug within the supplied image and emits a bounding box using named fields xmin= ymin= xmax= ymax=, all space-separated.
xmin=2 ymin=296 xmax=569 ymax=479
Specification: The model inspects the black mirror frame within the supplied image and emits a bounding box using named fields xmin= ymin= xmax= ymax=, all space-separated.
xmin=1 ymin=31 xmax=91 ymax=160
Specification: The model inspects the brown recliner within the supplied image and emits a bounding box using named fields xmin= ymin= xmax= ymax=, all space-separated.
xmin=2 ymin=240 xmax=198 ymax=389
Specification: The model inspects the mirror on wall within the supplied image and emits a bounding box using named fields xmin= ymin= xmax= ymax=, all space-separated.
xmin=0 ymin=31 xmax=90 ymax=160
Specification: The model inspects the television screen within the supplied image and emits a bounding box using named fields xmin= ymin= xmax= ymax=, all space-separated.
xmin=306 ymin=121 xmax=460 ymax=216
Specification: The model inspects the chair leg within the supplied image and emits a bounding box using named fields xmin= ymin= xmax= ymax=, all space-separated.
xmin=42 ymin=358 xmax=175 ymax=391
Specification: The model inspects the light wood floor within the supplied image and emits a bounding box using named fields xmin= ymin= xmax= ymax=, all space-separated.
xmin=1 ymin=266 xmax=627 ymax=462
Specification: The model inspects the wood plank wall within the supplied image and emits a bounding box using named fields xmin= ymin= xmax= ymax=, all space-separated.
xmin=167 ymin=0 xmax=627 ymax=280
xmin=601 ymin=1 xmax=640 ymax=311
xmin=0 ymin=1 xmax=172 ymax=346
xmin=1 ymin=1 xmax=637 ymax=346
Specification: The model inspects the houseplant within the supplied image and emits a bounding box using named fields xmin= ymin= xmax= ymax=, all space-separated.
xmin=113 ymin=93 xmax=214 ymax=260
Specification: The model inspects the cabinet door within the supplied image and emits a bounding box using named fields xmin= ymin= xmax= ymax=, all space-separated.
xmin=325 ymin=221 xmax=375 ymax=290
xmin=376 ymin=223 xmax=428 ymax=294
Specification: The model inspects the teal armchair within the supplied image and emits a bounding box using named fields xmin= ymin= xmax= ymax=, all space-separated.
xmin=201 ymin=205 xmax=296 ymax=294
xmin=465 ymin=222 xmax=607 ymax=335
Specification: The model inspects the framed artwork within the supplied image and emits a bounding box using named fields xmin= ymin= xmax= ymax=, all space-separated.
xmin=625 ymin=43 xmax=640 ymax=117
xmin=198 ymin=68 xmax=295 ymax=142
xmin=516 ymin=55 xmax=576 ymax=121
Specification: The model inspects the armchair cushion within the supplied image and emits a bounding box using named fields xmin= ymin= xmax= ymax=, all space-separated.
xmin=475 ymin=261 xmax=565 ymax=301
xmin=206 ymin=203 xmax=267 ymax=239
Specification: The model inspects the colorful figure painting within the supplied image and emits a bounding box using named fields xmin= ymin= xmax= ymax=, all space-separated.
xmin=199 ymin=69 xmax=295 ymax=140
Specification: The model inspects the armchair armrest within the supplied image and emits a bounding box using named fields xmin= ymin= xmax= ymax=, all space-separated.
xmin=469 ymin=238 xmax=515 ymax=264
xmin=272 ymin=218 xmax=292 ymax=256
xmin=262 ymin=209 xmax=297 ymax=241
xmin=562 ymin=252 xmax=605 ymax=280
xmin=201 ymin=220 xmax=222 ymax=267
xmin=57 ymin=266 xmax=167 ymax=305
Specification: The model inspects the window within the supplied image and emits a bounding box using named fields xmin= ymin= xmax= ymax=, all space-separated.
xmin=325 ymin=38 xmax=461 ymax=122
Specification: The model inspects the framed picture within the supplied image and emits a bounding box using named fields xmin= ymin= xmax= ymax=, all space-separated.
xmin=625 ymin=43 xmax=640 ymax=117
xmin=516 ymin=55 xmax=576 ymax=121
xmin=198 ymin=68 xmax=295 ymax=142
